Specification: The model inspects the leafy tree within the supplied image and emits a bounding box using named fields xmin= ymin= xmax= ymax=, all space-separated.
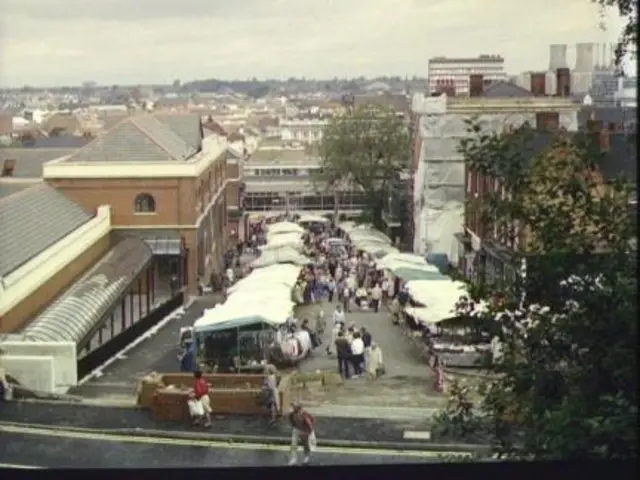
xmin=314 ymin=105 xmax=411 ymax=229
xmin=448 ymin=121 xmax=637 ymax=459
xmin=594 ymin=0 xmax=637 ymax=66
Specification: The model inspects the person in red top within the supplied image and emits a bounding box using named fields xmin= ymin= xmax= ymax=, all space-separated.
xmin=288 ymin=402 xmax=316 ymax=465
xmin=188 ymin=370 xmax=212 ymax=427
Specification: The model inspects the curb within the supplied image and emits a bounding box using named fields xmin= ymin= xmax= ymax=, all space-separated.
xmin=0 ymin=420 xmax=490 ymax=454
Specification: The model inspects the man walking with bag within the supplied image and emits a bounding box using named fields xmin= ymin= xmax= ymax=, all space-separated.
xmin=288 ymin=402 xmax=317 ymax=465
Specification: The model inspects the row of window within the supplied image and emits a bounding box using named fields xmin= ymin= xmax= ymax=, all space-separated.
xmin=245 ymin=167 xmax=320 ymax=177
xmin=196 ymin=161 xmax=226 ymax=213
xmin=243 ymin=192 xmax=368 ymax=211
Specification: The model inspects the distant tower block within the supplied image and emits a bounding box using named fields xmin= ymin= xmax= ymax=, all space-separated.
xmin=549 ymin=44 xmax=568 ymax=71
xmin=575 ymin=42 xmax=596 ymax=72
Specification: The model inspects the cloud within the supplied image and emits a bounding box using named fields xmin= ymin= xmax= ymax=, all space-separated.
xmin=0 ymin=0 xmax=629 ymax=87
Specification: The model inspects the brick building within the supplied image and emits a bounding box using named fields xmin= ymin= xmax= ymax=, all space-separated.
xmin=459 ymin=109 xmax=637 ymax=287
xmin=42 ymin=113 xmax=231 ymax=296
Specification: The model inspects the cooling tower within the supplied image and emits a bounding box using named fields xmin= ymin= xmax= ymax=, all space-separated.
xmin=574 ymin=42 xmax=596 ymax=72
xmin=549 ymin=44 xmax=568 ymax=71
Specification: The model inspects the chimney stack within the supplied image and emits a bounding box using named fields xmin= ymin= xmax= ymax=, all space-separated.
xmin=556 ymin=68 xmax=571 ymax=96
xmin=530 ymin=72 xmax=546 ymax=96
xmin=469 ymin=74 xmax=484 ymax=97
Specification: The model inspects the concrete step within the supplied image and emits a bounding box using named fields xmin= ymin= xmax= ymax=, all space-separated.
xmin=305 ymin=404 xmax=441 ymax=420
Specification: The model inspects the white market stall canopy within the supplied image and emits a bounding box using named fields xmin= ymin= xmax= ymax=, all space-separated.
xmin=267 ymin=221 xmax=304 ymax=238
xmin=405 ymin=279 xmax=467 ymax=313
xmin=194 ymin=263 xmax=301 ymax=333
xmin=404 ymin=306 xmax=454 ymax=325
xmin=377 ymin=252 xmax=431 ymax=270
xmin=298 ymin=214 xmax=329 ymax=224
xmin=193 ymin=301 xmax=292 ymax=333
xmin=229 ymin=264 xmax=302 ymax=293
xmin=261 ymin=232 xmax=304 ymax=251
xmin=250 ymin=247 xmax=310 ymax=269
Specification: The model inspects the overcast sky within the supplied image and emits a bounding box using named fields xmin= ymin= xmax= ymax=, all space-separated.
xmin=0 ymin=0 xmax=629 ymax=87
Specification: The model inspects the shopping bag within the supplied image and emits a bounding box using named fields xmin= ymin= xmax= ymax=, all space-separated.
xmin=307 ymin=431 xmax=317 ymax=452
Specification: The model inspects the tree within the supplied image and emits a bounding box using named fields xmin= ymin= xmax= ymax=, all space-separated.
xmin=448 ymin=121 xmax=637 ymax=459
xmin=314 ymin=105 xmax=411 ymax=229
xmin=594 ymin=0 xmax=637 ymax=66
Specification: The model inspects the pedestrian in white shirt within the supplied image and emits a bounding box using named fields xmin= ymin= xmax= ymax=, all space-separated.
xmin=342 ymin=285 xmax=351 ymax=312
xmin=370 ymin=283 xmax=382 ymax=313
xmin=381 ymin=279 xmax=390 ymax=305
xmin=225 ymin=268 xmax=234 ymax=285
xmin=332 ymin=304 xmax=345 ymax=326
xmin=350 ymin=333 xmax=365 ymax=377
xmin=386 ymin=278 xmax=395 ymax=300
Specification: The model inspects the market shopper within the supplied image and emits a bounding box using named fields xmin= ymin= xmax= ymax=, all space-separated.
xmin=288 ymin=402 xmax=317 ymax=465
xmin=370 ymin=283 xmax=382 ymax=312
xmin=334 ymin=331 xmax=351 ymax=378
xmin=188 ymin=370 xmax=212 ymax=427
xmin=350 ymin=332 xmax=365 ymax=378
xmin=262 ymin=365 xmax=280 ymax=425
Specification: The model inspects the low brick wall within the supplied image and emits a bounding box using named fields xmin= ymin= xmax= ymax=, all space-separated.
xmin=143 ymin=372 xmax=293 ymax=421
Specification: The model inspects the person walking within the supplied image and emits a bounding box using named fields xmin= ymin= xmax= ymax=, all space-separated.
xmin=370 ymin=283 xmax=382 ymax=313
xmin=361 ymin=327 xmax=373 ymax=375
xmin=334 ymin=331 xmax=351 ymax=379
xmin=350 ymin=332 xmax=365 ymax=378
xmin=262 ymin=365 xmax=280 ymax=425
xmin=288 ymin=402 xmax=317 ymax=465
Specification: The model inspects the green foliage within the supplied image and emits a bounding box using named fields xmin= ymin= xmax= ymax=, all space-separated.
xmin=593 ymin=0 xmax=637 ymax=67
xmin=314 ymin=105 xmax=411 ymax=229
xmin=433 ymin=379 xmax=484 ymax=439
xmin=456 ymin=120 xmax=638 ymax=460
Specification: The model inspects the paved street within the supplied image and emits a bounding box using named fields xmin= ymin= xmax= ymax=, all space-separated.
xmin=0 ymin=426 xmax=452 ymax=468
xmin=295 ymin=298 xmax=445 ymax=412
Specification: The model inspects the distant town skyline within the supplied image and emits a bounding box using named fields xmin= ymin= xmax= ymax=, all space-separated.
xmin=0 ymin=0 xmax=630 ymax=88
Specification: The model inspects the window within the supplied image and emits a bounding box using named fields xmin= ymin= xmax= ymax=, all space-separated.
xmin=134 ymin=193 xmax=156 ymax=213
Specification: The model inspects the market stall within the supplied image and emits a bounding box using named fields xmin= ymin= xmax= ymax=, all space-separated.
xmin=250 ymin=246 xmax=311 ymax=269
xmin=266 ymin=221 xmax=304 ymax=239
xmin=260 ymin=232 xmax=304 ymax=252
xmin=401 ymin=280 xmax=495 ymax=368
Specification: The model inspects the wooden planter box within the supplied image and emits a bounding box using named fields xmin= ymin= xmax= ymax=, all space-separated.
xmin=144 ymin=372 xmax=293 ymax=422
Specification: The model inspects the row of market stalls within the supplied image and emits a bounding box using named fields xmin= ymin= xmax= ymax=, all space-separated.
xmin=338 ymin=222 xmax=497 ymax=369
xmin=400 ymin=277 xmax=497 ymax=368
xmin=189 ymin=221 xmax=315 ymax=372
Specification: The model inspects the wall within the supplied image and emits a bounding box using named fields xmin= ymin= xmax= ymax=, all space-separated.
xmin=0 ymin=206 xmax=112 ymax=332
xmin=0 ymin=341 xmax=76 ymax=394
xmin=1 ymin=356 xmax=55 ymax=393
xmin=46 ymin=178 xmax=186 ymax=226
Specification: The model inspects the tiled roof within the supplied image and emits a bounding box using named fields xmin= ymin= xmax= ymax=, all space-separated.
xmin=0 ymin=183 xmax=94 ymax=277
xmin=577 ymin=106 xmax=637 ymax=130
xmin=65 ymin=115 xmax=197 ymax=163
xmin=155 ymin=113 xmax=202 ymax=150
xmin=482 ymin=81 xmax=534 ymax=98
xmin=0 ymin=148 xmax=76 ymax=177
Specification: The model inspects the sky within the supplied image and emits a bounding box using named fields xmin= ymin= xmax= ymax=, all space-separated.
xmin=0 ymin=0 xmax=631 ymax=87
